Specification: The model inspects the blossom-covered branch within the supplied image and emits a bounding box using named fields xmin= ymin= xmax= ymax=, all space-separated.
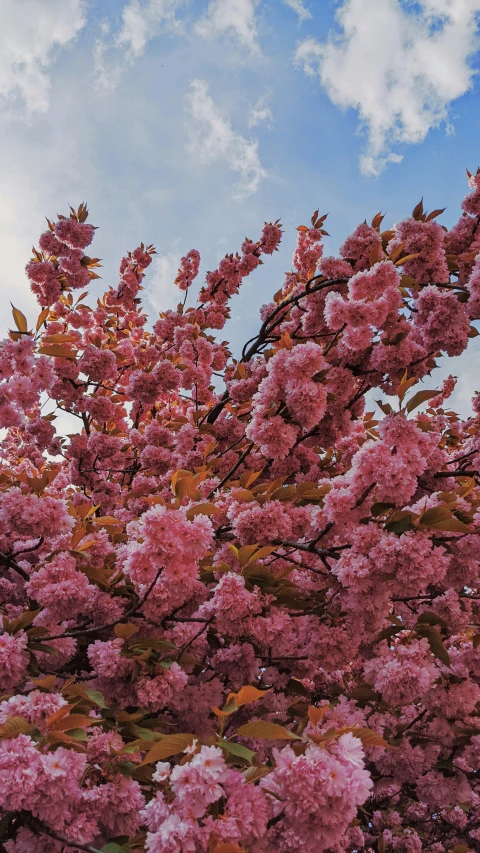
xmin=2 ymin=180 xmax=480 ymax=851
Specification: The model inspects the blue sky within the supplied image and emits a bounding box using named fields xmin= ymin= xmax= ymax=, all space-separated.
xmin=1 ymin=0 xmax=480 ymax=412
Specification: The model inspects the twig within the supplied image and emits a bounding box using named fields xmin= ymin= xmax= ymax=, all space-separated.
xmin=0 ymin=552 xmax=30 ymax=581
xmin=21 ymin=813 xmax=102 ymax=853
xmin=434 ymin=470 xmax=477 ymax=478
xmin=206 ymin=442 xmax=254 ymax=498
xmin=41 ymin=566 xmax=163 ymax=641
xmin=273 ymin=539 xmax=345 ymax=561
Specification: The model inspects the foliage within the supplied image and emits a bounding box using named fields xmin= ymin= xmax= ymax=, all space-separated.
xmin=2 ymin=175 xmax=480 ymax=851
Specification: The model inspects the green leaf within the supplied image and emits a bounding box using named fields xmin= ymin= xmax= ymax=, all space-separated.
xmin=218 ymin=740 xmax=255 ymax=763
xmin=129 ymin=638 xmax=177 ymax=652
xmin=385 ymin=512 xmax=415 ymax=535
xmin=130 ymin=725 xmax=164 ymax=742
xmin=84 ymin=688 xmax=109 ymax=709
xmin=236 ymin=721 xmax=302 ymax=740
xmin=28 ymin=642 xmax=59 ymax=656
xmin=101 ymin=844 xmax=127 ymax=853
xmin=65 ymin=728 xmax=88 ymax=741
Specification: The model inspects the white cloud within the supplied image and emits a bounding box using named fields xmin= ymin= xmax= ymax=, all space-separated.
xmin=93 ymin=36 xmax=123 ymax=92
xmin=146 ymin=250 xmax=184 ymax=315
xmin=186 ymin=79 xmax=266 ymax=198
xmin=248 ymin=92 xmax=273 ymax=127
xmin=195 ymin=0 xmax=261 ymax=54
xmin=284 ymin=0 xmax=311 ymax=23
xmin=295 ymin=0 xmax=480 ymax=176
xmin=0 ymin=0 xmax=85 ymax=112
xmin=116 ymin=0 xmax=183 ymax=57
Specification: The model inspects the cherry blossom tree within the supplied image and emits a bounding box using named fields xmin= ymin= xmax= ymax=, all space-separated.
xmin=1 ymin=173 xmax=480 ymax=852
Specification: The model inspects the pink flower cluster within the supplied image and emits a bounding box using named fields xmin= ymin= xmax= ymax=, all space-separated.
xmin=142 ymin=744 xmax=269 ymax=852
xmin=325 ymin=260 xmax=402 ymax=350
xmin=263 ymin=735 xmax=373 ymax=852
xmin=388 ymin=217 xmax=449 ymax=284
xmin=2 ymin=180 xmax=480 ymax=853
xmin=175 ymin=249 xmax=201 ymax=291
xmin=247 ymin=342 xmax=327 ymax=457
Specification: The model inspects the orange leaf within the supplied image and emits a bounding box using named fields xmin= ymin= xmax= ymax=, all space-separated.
xmin=37 ymin=345 xmax=77 ymax=359
xmin=308 ymin=705 xmax=329 ymax=726
xmin=11 ymin=305 xmax=28 ymax=333
xmin=368 ymin=244 xmax=384 ymax=266
xmin=0 ymin=716 xmax=32 ymax=739
xmin=140 ymin=733 xmax=197 ymax=765
xmin=230 ymin=686 xmax=270 ymax=707
xmin=186 ymin=502 xmax=218 ymax=519
xmin=114 ymin=623 xmax=139 ymax=640
xmin=45 ymin=704 xmax=79 ymax=727
xmin=412 ymin=198 xmax=424 ymax=220
xmin=50 ymin=714 xmax=101 ymax=732
xmin=237 ymin=544 xmax=260 ymax=567
xmin=236 ymin=721 xmax=301 ymax=740
xmin=75 ymin=539 xmax=95 ymax=552
xmin=90 ymin=515 xmax=123 ymax=526
xmin=31 ymin=675 xmax=57 ymax=691
xmin=41 ymin=333 xmax=79 ymax=344
xmin=36 ymin=308 xmax=50 ymax=331
xmin=395 ymin=252 xmax=421 ymax=266
xmin=70 ymin=526 xmax=88 ymax=550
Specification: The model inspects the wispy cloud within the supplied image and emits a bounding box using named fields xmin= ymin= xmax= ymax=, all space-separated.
xmin=248 ymin=92 xmax=273 ymax=127
xmin=295 ymin=0 xmax=480 ymax=176
xmin=146 ymin=250 xmax=184 ymax=315
xmin=186 ymin=78 xmax=266 ymax=198
xmin=284 ymin=0 xmax=311 ymax=23
xmin=116 ymin=0 xmax=184 ymax=58
xmin=195 ymin=0 xmax=261 ymax=54
xmin=0 ymin=0 xmax=85 ymax=112
xmin=93 ymin=25 xmax=124 ymax=92
xmin=93 ymin=0 xmax=183 ymax=91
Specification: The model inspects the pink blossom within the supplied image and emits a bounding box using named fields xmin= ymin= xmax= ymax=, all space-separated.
xmin=175 ymin=249 xmax=201 ymax=291
xmin=414 ymin=285 xmax=470 ymax=356
xmin=78 ymin=344 xmax=118 ymax=381
xmin=261 ymin=741 xmax=372 ymax=852
xmin=0 ymin=488 xmax=73 ymax=541
xmin=340 ymin=222 xmax=382 ymax=272
xmin=261 ymin=221 xmax=282 ymax=254
xmin=364 ymin=639 xmax=438 ymax=706
xmin=462 ymin=172 xmax=480 ymax=216
xmin=136 ymin=663 xmax=188 ymax=711
xmin=3 ymin=187 xmax=480 ymax=853
xmin=389 ymin=217 xmax=449 ymax=284
xmin=54 ymin=219 xmax=94 ymax=249
xmin=0 ymin=735 xmax=42 ymax=810
xmin=0 ymin=631 xmax=29 ymax=691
